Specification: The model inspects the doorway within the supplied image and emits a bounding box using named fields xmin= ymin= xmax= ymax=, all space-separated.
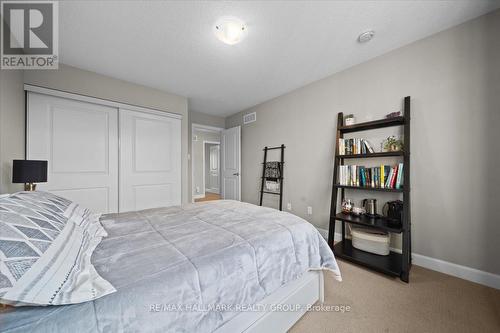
xmin=199 ymin=141 xmax=220 ymax=202
xmin=192 ymin=124 xmax=222 ymax=202
xmin=191 ymin=124 xmax=241 ymax=202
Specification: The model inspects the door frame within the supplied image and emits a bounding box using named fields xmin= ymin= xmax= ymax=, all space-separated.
xmin=203 ymin=141 xmax=220 ymax=195
xmin=191 ymin=123 xmax=223 ymax=202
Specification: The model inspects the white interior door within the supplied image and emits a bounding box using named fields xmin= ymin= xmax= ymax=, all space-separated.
xmin=221 ymin=126 xmax=241 ymax=200
xmin=27 ymin=93 xmax=119 ymax=213
xmin=207 ymin=144 xmax=220 ymax=193
xmin=119 ymin=109 xmax=181 ymax=212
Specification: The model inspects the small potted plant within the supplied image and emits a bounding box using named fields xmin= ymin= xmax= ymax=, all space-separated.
xmin=344 ymin=114 xmax=355 ymax=126
xmin=383 ymin=136 xmax=403 ymax=152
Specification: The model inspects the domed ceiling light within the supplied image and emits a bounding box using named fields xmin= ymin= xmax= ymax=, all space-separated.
xmin=214 ymin=17 xmax=247 ymax=45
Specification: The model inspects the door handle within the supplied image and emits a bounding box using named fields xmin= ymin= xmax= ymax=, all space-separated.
xmin=233 ymin=172 xmax=240 ymax=176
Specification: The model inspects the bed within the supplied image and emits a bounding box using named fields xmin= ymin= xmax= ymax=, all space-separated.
xmin=0 ymin=197 xmax=340 ymax=333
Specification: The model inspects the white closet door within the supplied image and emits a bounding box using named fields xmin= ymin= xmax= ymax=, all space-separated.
xmin=27 ymin=93 xmax=119 ymax=213
xmin=119 ymin=109 xmax=181 ymax=212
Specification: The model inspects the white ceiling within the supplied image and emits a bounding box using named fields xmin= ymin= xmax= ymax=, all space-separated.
xmin=59 ymin=1 xmax=500 ymax=117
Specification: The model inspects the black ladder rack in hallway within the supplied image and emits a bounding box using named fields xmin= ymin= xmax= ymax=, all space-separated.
xmin=259 ymin=145 xmax=285 ymax=211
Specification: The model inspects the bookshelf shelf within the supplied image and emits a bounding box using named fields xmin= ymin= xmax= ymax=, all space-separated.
xmin=333 ymin=240 xmax=402 ymax=277
xmin=336 ymin=151 xmax=404 ymax=159
xmin=334 ymin=184 xmax=403 ymax=192
xmin=328 ymin=96 xmax=412 ymax=283
xmin=333 ymin=213 xmax=403 ymax=233
xmin=338 ymin=116 xmax=404 ymax=133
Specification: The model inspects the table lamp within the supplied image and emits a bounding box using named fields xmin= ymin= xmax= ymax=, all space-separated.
xmin=12 ymin=160 xmax=48 ymax=191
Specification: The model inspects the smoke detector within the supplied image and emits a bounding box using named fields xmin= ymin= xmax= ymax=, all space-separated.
xmin=358 ymin=30 xmax=375 ymax=43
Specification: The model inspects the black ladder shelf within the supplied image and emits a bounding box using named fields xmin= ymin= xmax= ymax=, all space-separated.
xmin=328 ymin=96 xmax=412 ymax=282
xmin=259 ymin=145 xmax=285 ymax=211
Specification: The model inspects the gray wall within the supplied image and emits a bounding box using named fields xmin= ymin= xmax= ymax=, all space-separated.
xmin=0 ymin=70 xmax=25 ymax=194
xmin=226 ymin=10 xmax=500 ymax=275
xmin=1 ymin=64 xmax=190 ymax=203
xmin=190 ymin=110 xmax=225 ymax=129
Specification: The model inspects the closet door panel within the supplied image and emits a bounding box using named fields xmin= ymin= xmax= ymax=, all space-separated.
xmin=27 ymin=93 xmax=119 ymax=213
xmin=119 ymin=109 xmax=181 ymax=212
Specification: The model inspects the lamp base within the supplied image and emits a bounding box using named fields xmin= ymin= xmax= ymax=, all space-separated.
xmin=24 ymin=183 xmax=37 ymax=191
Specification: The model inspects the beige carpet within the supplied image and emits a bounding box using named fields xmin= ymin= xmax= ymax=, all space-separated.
xmin=289 ymin=260 xmax=500 ymax=332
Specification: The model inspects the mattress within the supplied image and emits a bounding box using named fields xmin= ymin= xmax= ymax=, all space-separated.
xmin=0 ymin=200 xmax=340 ymax=333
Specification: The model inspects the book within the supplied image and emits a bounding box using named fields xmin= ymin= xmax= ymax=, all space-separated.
xmin=364 ymin=140 xmax=375 ymax=153
xmin=371 ymin=167 xmax=375 ymax=188
xmin=338 ymin=138 xmax=377 ymax=155
xmin=386 ymin=167 xmax=393 ymax=188
xmin=396 ymin=163 xmax=403 ymax=189
xmin=380 ymin=165 xmax=385 ymax=188
xmin=389 ymin=164 xmax=399 ymax=188
xmin=360 ymin=166 xmax=366 ymax=186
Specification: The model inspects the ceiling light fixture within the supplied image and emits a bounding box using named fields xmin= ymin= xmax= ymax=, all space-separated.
xmin=358 ymin=30 xmax=375 ymax=43
xmin=214 ymin=17 xmax=247 ymax=45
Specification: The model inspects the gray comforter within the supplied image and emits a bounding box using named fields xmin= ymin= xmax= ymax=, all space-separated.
xmin=1 ymin=200 xmax=340 ymax=333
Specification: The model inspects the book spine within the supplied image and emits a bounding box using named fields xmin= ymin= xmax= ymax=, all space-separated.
xmin=380 ymin=165 xmax=385 ymax=188
xmin=364 ymin=140 xmax=374 ymax=153
xmin=371 ymin=167 xmax=375 ymax=188
xmin=386 ymin=168 xmax=393 ymax=188
xmin=390 ymin=165 xmax=398 ymax=188
xmin=359 ymin=166 xmax=366 ymax=186
xmin=396 ymin=163 xmax=403 ymax=189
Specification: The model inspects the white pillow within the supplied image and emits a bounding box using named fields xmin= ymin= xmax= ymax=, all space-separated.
xmin=0 ymin=191 xmax=115 ymax=306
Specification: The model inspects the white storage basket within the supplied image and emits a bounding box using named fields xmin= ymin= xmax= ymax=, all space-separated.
xmin=350 ymin=226 xmax=390 ymax=256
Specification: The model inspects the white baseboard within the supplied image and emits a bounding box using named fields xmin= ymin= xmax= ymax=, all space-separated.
xmin=315 ymin=227 xmax=500 ymax=290
xmin=412 ymin=253 xmax=500 ymax=290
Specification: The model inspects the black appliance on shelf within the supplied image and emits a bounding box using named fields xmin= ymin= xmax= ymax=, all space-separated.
xmin=383 ymin=200 xmax=404 ymax=228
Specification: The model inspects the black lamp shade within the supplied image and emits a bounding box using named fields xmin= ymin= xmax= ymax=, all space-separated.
xmin=12 ymin=160 xmax=48 ymax=183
